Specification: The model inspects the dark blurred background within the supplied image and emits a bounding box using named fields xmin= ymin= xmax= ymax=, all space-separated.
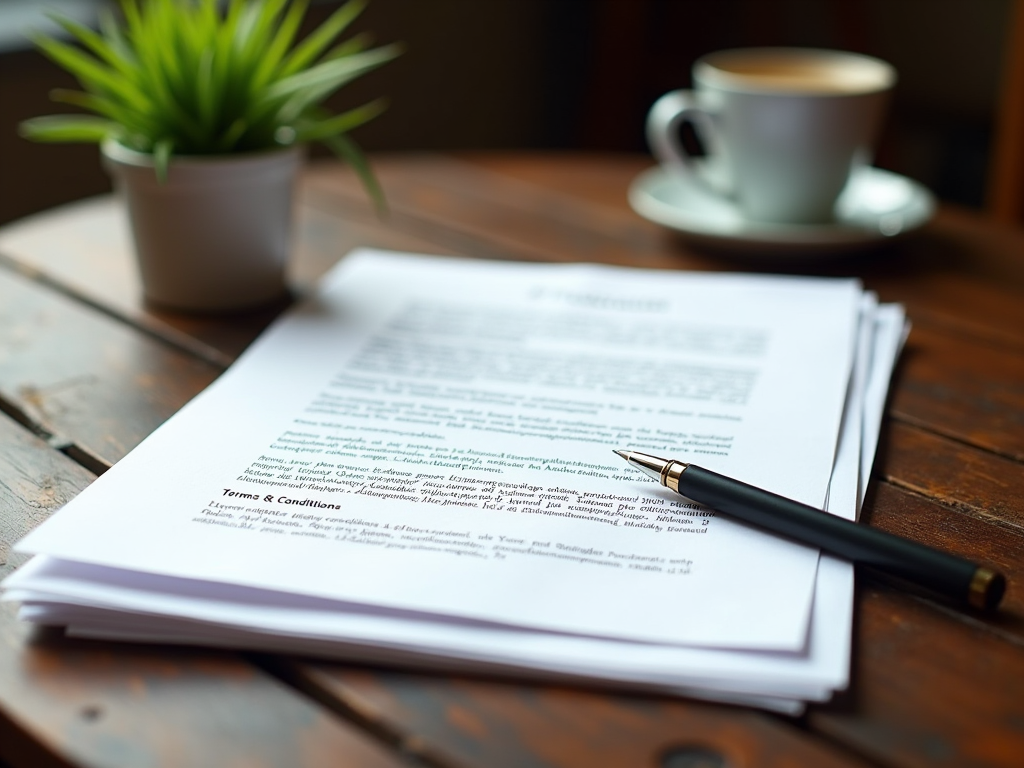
xmin=0 ymin=0 xmax=1014 ymax=225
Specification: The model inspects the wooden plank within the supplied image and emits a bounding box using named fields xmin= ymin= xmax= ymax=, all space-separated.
xmin=809 ymin=587 xmax=1024 ymax=768
xmin=889 ymin=326 xmax=1024 ymax=461
xmin=867 ymin=269 xmax=1024 ymax=351
xmin=304 ymin=156 xmax=701 ymax=272
xmin=454 ymin=154 xmax=654 ymax=213
xmin=0 ymin=266 xmax=220 ymax=468
xmin=0 ymin=414 xmax=94 ymax=581
xmin=879 ymin=421 xmax=1024 ymax=531
xmin=0 ymin=412 xmax=409 ymax=768
xmin=285 ymin=665 xmax=874 ymax=768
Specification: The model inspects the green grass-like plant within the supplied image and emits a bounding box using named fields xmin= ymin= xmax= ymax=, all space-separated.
xmin=20 ymin=0 xmax=401 ymax=206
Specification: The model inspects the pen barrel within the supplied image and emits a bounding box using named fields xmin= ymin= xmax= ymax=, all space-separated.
xmin=676 ymin=465 xmax=1003 ymax=609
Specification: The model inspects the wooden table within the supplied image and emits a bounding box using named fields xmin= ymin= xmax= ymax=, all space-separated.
xmin=0 ymin=153 xmax=1022 ymax=768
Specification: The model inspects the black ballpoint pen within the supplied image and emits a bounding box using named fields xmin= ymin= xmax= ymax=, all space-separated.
xmin=614 ymin=449 xmax=1006 ymax=610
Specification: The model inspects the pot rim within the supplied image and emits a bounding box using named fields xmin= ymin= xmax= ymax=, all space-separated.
xmin=101 ymin=138 xmax=304 ymax=169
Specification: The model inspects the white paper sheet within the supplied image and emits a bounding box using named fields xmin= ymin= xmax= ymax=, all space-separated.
xmin=10 ymin=251 xmax=864 ymax=650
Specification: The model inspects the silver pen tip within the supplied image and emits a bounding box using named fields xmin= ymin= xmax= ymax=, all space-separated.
xmin=612 ymin=449 xmax=676 ymax=486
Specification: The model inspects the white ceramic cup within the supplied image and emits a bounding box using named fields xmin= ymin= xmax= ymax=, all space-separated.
xmin=646 ymin=48 xmax=896 ymax=225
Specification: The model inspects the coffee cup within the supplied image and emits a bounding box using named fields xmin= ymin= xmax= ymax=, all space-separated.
xmin=646 ymin=48 xmax=896 ymax=225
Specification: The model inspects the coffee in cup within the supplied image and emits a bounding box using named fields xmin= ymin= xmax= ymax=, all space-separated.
xmin=646 ymin=48 xmax=896 ymax=225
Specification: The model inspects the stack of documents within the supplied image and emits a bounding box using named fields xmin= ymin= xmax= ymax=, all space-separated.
xmin=2 ymin=250 xmax=907 ymax=712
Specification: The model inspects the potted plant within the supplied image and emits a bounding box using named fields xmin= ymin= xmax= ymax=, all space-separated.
xmin=21 ymin=0 xmax=400 ymax=312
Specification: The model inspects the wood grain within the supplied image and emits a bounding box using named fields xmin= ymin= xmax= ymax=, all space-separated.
xmin=889 ymin=328 xmax=1024 ymax=461
xmin=0 ymin=265 xmax=221 ymax=468
xmin=878 ymin=421 xmax=1024 ymax=531
xmin=287 ymin=666 xmax=873 ymax=768
xmin=0 ymin=415 xmax=93 ymax=580
xmin=304 ymin=156 xmax=695 ymax=271
xmin=810 ymin=587 xmax=1024 ymax=768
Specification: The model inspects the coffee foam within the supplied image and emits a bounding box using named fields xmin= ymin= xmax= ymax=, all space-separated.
xmin=698 ymin=49 xmax=895 ymax=95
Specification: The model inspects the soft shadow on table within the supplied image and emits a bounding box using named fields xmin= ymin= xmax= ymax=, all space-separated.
xmin=668 ymin=227 xmax=986 ymax=282
xmin=665 ymin=234 xmax=901 ymax=276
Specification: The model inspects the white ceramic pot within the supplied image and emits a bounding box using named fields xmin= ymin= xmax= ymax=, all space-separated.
xmin=102 ymin=140 xmax=303 ymax=313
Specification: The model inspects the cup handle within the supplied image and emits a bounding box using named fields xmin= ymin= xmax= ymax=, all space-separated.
xmin=646 ymin=90 xmax=728 ymax=195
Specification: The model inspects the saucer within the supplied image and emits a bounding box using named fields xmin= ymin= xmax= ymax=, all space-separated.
xmin=628 ymin=165 xmax=935 ymax=256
